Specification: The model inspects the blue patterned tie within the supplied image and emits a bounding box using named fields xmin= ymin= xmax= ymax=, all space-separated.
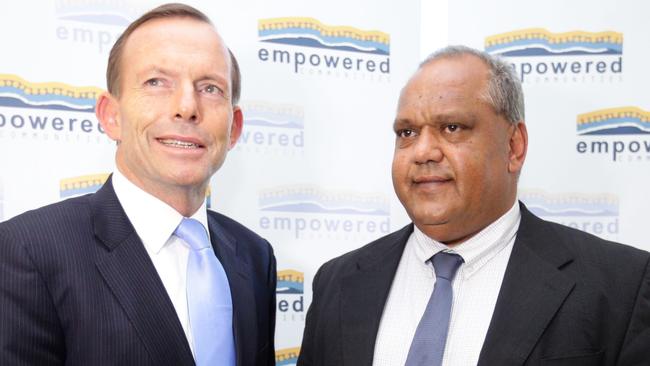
xmin=405 ymin=252 xmax=464 ymax=366
xmin=175 ymin=218 xmax=235 ymax=366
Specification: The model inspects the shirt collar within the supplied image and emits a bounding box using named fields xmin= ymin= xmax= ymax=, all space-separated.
xmin=112 ymin=169 xmax=209 ymax=255
xmin=412 ymin=201 xmax=521 ymax=278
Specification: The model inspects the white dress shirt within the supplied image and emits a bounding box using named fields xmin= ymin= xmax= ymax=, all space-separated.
xmin=373 ymin=202 xmax=521 ymax=366
xmin=112 ymin=169 xmax=209 ymax=354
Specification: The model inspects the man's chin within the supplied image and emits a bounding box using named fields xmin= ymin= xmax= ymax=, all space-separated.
xmin=411 ymin=215 xmax=471 ymax=244
xmin=158 ymin=171 xmax=211 ymax=191
xmin=409 ymin=207 xmax=451 ymax=226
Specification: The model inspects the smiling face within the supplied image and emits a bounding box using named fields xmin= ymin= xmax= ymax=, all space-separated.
xmin=392 ymin=54 xmax=527 ymax=245
xmin=96 ymin=16 xmax=242 ymax=214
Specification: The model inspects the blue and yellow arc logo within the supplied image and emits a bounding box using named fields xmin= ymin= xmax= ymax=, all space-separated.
xmin=275 ymin=347 xmax=300 ymax=365
xmin=258 ymin=17 xmax=390 ymax=55
xmin=485 ymin=28 xmax=623 ymax=57
xmin=0 ymin=74 xmax=101 ymax=113
xmin=520 ymin=190 xmax=618 ymax=217
xmin=577 ymin=107 xmax=650 ymax=135
xmin=243 ymin=101 xmax=304 ymax=130
xmin=259 ymin=185 xmax=389 ymax=216
xmin=60 ymin=174 xmax=110 ymax=198
xmin=277 ymin=270 xmax=304 ymax=294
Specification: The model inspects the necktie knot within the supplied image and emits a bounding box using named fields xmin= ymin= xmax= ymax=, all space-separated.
xmin=174 ymin=218 xmax=210 ymax=251
xmin=431 ymin=252 xmax=463 ymax=281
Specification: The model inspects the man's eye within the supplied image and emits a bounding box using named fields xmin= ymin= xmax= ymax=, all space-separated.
xmin=445 ymin=124 xmax=461 ymax=133
xmin=396 ymin=129 xmax=416 ymax=138
xmin=203 ymin=85 xmax=222 ymax=94
xmin=145 ymin=78 xmax=162 ymax=87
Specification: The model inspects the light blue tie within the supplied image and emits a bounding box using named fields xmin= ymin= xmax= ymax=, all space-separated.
xmin=175 ymin=218 xmax=235 ymax=366
xmin=405 ymin=252 xmax=464 ymax=366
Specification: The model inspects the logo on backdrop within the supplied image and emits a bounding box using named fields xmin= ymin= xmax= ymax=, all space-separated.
xmin=575 ymin=106 xmax=650 ymax=162
xmin=276 ymin=269 xmax=305 ymax=321
xmin=275 ymin=347 xmax=300 ymax=366
xmin=59 ymin=174 xmax=212 ymax=207
xmin=54 ymin=0 xmax=141 ymax=53
xmin=237 ymin=101 xmax=304 ymax=155
xmin=60 ymin=173 xmax=109 ymax=198
xmin=0 ymin=74 xmax=108 ymax=143
xmin=258 ymin=185 xmax=390 ymax=240
xmin=257 ymin=17 xmax=390 ymax=81
xmin=519 ymin=189 xmax=619 ymax=240
xmin=485 ymin=28 xmax=623 ymax=83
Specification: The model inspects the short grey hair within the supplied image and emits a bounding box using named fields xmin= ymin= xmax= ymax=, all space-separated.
xmin=421 ymin=45 xmax=525 ymax=124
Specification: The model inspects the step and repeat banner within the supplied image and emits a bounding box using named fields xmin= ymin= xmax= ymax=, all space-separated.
xmin=447 ymin=0 xmax=649 ymax=252
xmin=0 ymin=0 xmax=420 ymax=364
xmin=2 ymin=0 xmax=648 ymax=364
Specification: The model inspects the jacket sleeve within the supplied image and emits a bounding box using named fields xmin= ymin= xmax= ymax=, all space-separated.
xmin=617 ymin=256 xmax=650 ymax=366
xmin=297 ymin=264 xmax=324 ymax=366
xmin=0 ymin=226 xmax=65 ymax=365
xmin=265 ymin=240 xmax=277 ymax=366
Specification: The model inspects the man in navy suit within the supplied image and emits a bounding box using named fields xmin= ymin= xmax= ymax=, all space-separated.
xmin=298 ymin=46 xmax=650 ymax=365
xmin=0 ymin=4 xmax=276 ymax=365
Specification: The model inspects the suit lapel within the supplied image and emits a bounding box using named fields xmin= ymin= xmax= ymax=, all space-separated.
xmin=478 ymin=203 xmax=575 ymax=366
xmin=340 ymin=225 xmax=413 ymax=366
xmin=91 ymin=177 xmax=195 ymax=366
xmin=207 ymin=214 xmax=255 ymax=366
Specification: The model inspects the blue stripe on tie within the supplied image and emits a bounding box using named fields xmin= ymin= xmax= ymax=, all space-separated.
xmin=405 ymin=252 xmax=463 ymax=366
xmin=175 ymin=218 xmax=236 ymax=366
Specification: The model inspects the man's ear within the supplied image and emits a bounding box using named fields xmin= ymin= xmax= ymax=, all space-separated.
xmin=508 ymin=121 xmax=528 ymax=174
xmin=96 ymin=92 xmax=121 ymax=142
xmin=228 ymin=105 xmax=243 ymax=149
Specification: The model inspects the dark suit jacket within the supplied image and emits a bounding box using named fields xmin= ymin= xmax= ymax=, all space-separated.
xmin=298 ymin=203 xmax=650 ymax=366
xmin=0 ymin=177 xmax=276 ymax=366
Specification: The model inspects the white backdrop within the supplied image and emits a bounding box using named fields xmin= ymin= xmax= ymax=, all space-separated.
xmin=2 ymin=1 xmax=648 ymax=365
xmin=444 ymin=0 xmax=649 ymax=250
xmin=0 ymin=1 xmax=420 ymax=364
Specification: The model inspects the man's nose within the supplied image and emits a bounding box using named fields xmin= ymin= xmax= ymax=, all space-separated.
xmin=413 ymin=128 xmax=444 ymax=164
xmin=173 ymin=82 xmax=199 ymax=123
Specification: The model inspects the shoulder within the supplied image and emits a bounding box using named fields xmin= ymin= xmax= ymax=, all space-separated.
xmin=0 ymin=195 xmax=92 ymax=243
xmin=527 ymin=208 xmax=646 ymax=256
xmin=520 ymin=206 xmax=649 ymax=279
xmin=0 ymin=195 xmax=95 ymax=273
xmin=554 ymin=219 xmax=647 ymax=270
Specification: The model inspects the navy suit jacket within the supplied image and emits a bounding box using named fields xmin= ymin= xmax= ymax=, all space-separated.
xmin=0 ymin=177 xmax=276 ymax=366
xmin=298 ymin=203 xmax=650 ymax=366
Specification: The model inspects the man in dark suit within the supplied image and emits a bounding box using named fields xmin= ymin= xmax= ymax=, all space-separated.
xmin=298 ymin=46 xmax=650 ymax=366
xmin=0 ymin=4 xmax=276 ymax=366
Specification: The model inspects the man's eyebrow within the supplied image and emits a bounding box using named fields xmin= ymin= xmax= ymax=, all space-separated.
xmin=197 ymin=73 xmax=229 ymax=85
xmin=199 ymin=72 xmax=226 ymax=80
xmin=393 ymin=111 xmax=476 ymax=128
xmin=135 ymin=67 xmax=174 ymax=79
xmin=393 ymin=118 xmax=414 ymax=130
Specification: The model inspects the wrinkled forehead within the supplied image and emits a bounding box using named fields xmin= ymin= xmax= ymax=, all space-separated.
xmin=123 ymin=16 xmax=231 ymax=71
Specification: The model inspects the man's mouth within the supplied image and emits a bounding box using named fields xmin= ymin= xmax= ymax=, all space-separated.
xmin=413 ymin=175 xmax=452 ymax=184
xmin=157 ymin=138 xmax=203 ymax=149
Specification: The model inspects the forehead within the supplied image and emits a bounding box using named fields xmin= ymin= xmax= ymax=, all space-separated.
xmin=121 ymin=16 xmax=229 ymax=72
xmin=398 ymin=55 xmax=491 ymax=113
